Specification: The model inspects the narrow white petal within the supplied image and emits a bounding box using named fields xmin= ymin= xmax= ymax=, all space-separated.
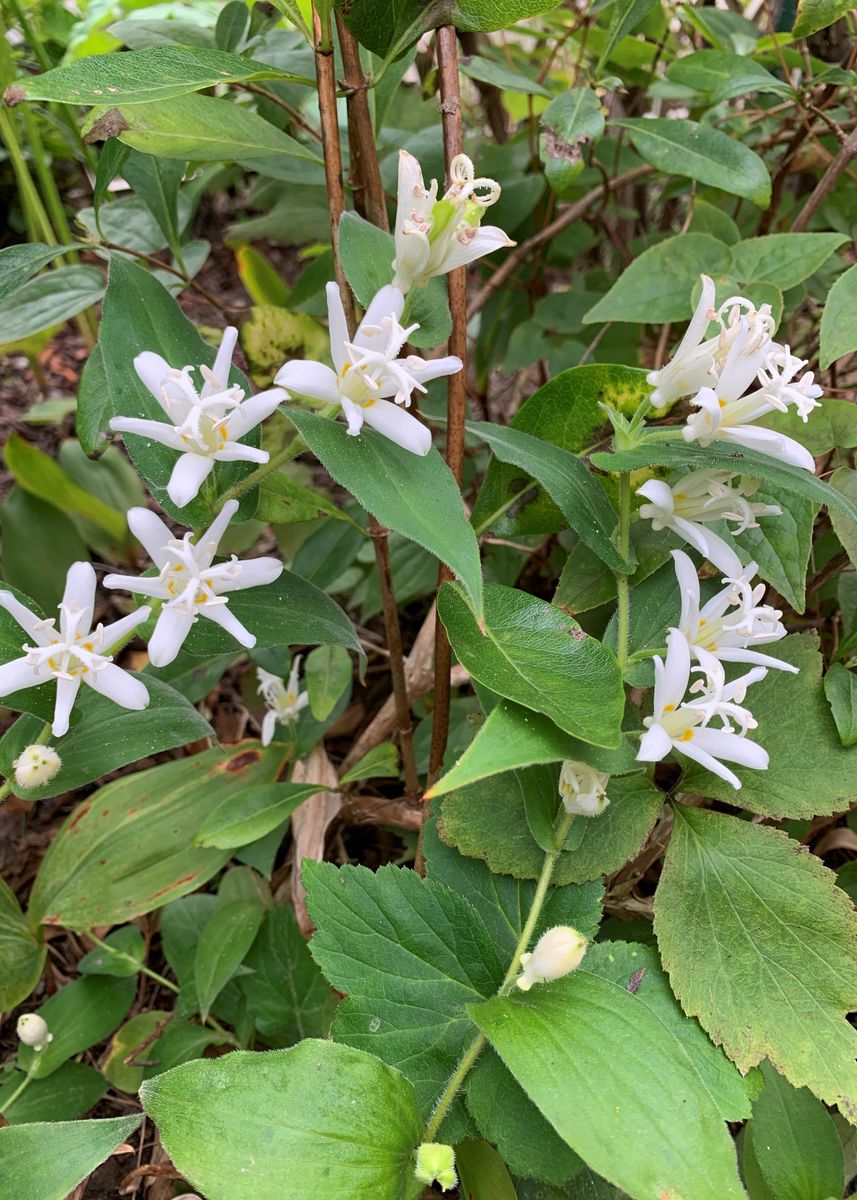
xmin=659 ymin=629 xmax=692 ymax=713
xmin=201 ymin=602 xmax=256 ymax=648
xmin=86 ymin=663 xmax=149 ymax=710
xmin=103 ymin=574 xmax=170 ymax=601
xmin=52 ymin=675 xmax=81 ymax=737
xmin=148 ymin=607 xmax=196 ymax=668
xmin=0 ymin=657 xmax=51 ymax=696
xmin=675 ymin=737 xmax=742 ymax=790
xmin=133 ymin=351 xmax=172 ymax=410
xmin=213 ymin=443 xmax=269 ymax=464
xmin=0 ymin=592 xmax=47 ymax=642
xmin=199 ymin=499 xmax=239 ymax=557
xmin=720 ymin=426 xmax=816 ymax=472
xmin=689 ymin=726 xmax=770 ymax=770
xmin=713 ymin=647 xmax=800 ymax=674
xmin=326 ymin=282 xmax=349 ymax=376
xmin=671 ymin=549 xmax=700 ymax=636
xmin=341 ymin=396 xmax=365 ymax=437
xmin=395 ymin=150 xmax=426 ymax=242
xmin=637 ymin=724 xmax=673 ymax=762
xmin=673 ymin=274 xmax=716 ymax=361
xmin=62 ymin=561 xmax=96 ymax=618
xmin=392 ymin=229 xmax=431 ymax=293
xmin=110 ymin=416 xmax=186 ymax=452
xmin=226 ymin=389 xmax=285 ymax=440
xmin=167 ymin=453 xmax=215 ymax=509
xmin=355 ymin=285 xmax=407 ymax=353
xmin=379 ymin=355 xmax=463 ymax=395
xmin=216 ymin=557 xmax=283 ymax=593
xmin=672 ymin=517 xmax=744 ymax=579
xmin=275 ymin=359 xmax=341 ymax=405
xmin=261 ymin=709 xmax=277 ymax=746
xmin=436 ymin=225 xmax=515 ymax=274
xmin=100 ymin=607 xmax=151 ymax=650
xmin=126 ymin=508 xmax=175 ymax=568
xmin=636 ymin=479 xmax=674 ymax=513
xmin=211 ymin=326 xmax=238 ymax=392
xmin=362 ymin=398 xmax=432 ymax=455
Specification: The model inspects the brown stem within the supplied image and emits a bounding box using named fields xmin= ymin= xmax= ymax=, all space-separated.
xmin=793 ymin=125 xmax=857 ymax=231
xmin=101 ymin=242 xmax=238 ymax=314
xmin=336 ymin=15 xmax=390 ymax=230
xmin=240 ymin=81 xmax=323 ymax=144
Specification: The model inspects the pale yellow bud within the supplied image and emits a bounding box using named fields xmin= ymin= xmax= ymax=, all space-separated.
xmin=16 ymin=1013 xmax=53 ymax=1052
xmin=13 ymin=744 xmax=62 ymax=790
xmin=415 ymin=1142 xmax=457 ymax=1191
xmin=516 ymin=926 xmax=588 ymax=991
xmin=558 ymin=760 xmax=610 ymax=817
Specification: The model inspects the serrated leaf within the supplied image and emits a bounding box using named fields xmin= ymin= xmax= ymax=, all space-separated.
xmin=0 ymin=1115 xmax=141 ymax=1200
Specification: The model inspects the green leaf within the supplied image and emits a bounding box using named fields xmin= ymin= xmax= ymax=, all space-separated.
xmin=613 ymin=118 xmax=771 ymax=208
xmin=596 ymin=0 xmax=659 ymax=70
xmin=681 ymin=634 xmax=857 ymax=817
xmin=287 ymin=409 xmax=484 ymax=618
xmin=467 ymin=421 xmax=631 ymax=573
xmin=0 ymin=1115 xmax=141 ymax=1200
xmin=824 ymin=663 xmax=857 ymax=748
xmin=0 ymin=486 xmax=88 ymax=613
xmin=748 ymin=1062 xmax=845 ymax=1200
xmin=727 ymin=483 xmax=814 ymax=614
xmin=821 ymin=261 xmax=857 ymax=369
xmin=4 ymin=434 xmax=126 ymax=542
xmin=0 ymin=675 xmax=214 ymax=800
xmin=0 ymin=243 xmax=73 ymax=305
xmin=78 ymin=926 xmax=145 ymax=977
xmin=583 ymin=233 xmax=732 ymax=325
xmin=340 ymin=742 xmax=400 ymax=784
xmin=0 ymin=266 xmax=104 ymax=347
xmin=0 ymin=1061 xmax=107 ymax=1124
xmin=339 ymin=0 xmax=563 ymax=59
xmin=438 ymin=581 xmax=624 ymax=748
xmin=28 ymin=742 xmax=287 ymax=931
xmin=304 ymin=860 xmax=502 ymax=1116
xmin=591 ymin=441 xmax=857 ymax=522
xmin=141 ymin=1041 xmax=423 ymax=1200
xmin=122 ymin=150 xmax=186 ymax=262
xmin=0 ymin=584 xmax=54 ymax=723
xmin=456 ymin=1139 xmax=518 ymax=1200
xmin=76 ymin=340 xmax=111 ymax=456
xmin=730 ymin=233 xmax=847 ymax=290
xmin=470 ymin=970 xmax=745 ymax=1200
xmin=460 ymin=55 xmax=550 ymax=96
xmin=438 ymin=768 xmax=664 ymax=885
xmin=829 ymin=466 xmax=857 ymax=569
xmin=195 ymin=782 xmax=320 ymax=849
xmin=257 ymin=470 xmax=349 ymax=525
xmin=10 ymin=46 xmax=307 ymax=105
xmin=792 ymin=0 xmax=854 ymax=39
xmin=241 ymin=904 xmax=337 ymax=1043
xmin=539 ymin=88 xmax=605 ymax=193
xmin=667 ymin=50 xmax=791 ymax=103
xmin=654 ymin=805 xmax=857 ymax=1120
xmin=0 ymin=876 xmax=44 ymax=1009
xmin=104 ymin=1010 xmax=171 ymax=1092
xmin=18 ymin=975 xmax=136 ymax=1079
xmin=305 ymin=643 xmax=352 ymax=720
xmin=193 ymin=898 xmax=265 ymax=1020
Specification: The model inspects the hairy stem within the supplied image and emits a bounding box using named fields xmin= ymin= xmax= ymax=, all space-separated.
xmin=615 ymin=473 xmax=632 ymax=671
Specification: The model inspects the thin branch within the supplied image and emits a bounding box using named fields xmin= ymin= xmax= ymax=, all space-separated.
xmin=100 ymin=242 xmax=239 ymax=314
xmin=240 ymin=81 xmax=323 ymax=144
xmin=793 ymin=125 xmax=857 ymax=231
xmin=336 ymin=16 xmax=390 ymax=230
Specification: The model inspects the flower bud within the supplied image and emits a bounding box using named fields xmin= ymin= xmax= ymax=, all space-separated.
xmin=516 ymin=926 xmax=588 ymax=992
xmin=558 ymin=760 xmax=610 ymax=817
xmin=13 ymin=744 xmax=62 ymax=790
xmin=414 ymin=1142 xmax=457 ymax=1191
xmin=16 ymin=1013 xmax=53 ymax=1052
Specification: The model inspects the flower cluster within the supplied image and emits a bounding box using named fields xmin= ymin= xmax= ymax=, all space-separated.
xmin=257 ymin=657 xmax=309 ymax=745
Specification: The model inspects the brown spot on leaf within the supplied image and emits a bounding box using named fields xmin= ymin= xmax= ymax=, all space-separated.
xmin=225 ymin=749 xmax=261 ymax=773
xmin=146 ymin=873 xmax=198 ymax=902
xmin=83 ymin=107 xmax=129 ymax=144
xmin=568 ymin=627 xmax=587 ymax=641
xmin=541 ymin=125 xmax=586 ymax=166
xmin=3 ymin=85 xmax=26 ymax=107
xmin=627 ymin=968 xmax=646 ymax=994
xmin=68 ymin=801 xmax=92 ymax=831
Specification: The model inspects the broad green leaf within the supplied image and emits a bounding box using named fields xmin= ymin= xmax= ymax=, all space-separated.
xmin=216 ymin=1 xmax=251 ymax=51
xmin=792 ymin=0 xmax=854 ymax=38
xmin=554 ymin=518 xmax=683 ymax=616
xmin=438 ymin=768 xmax=664 ymax=885
xmin=0 ymin=266 xmax=104 ymax=347
xmin=467 ymin=421 xmax=631 ymax=573
xmin=0 ymin=243 xmax=73 ymax=305
xmin=28 ymin=742 xmax=288 ymax=930
xmin=76 ymin=340 xmax=111 ymax=456
xmin=726 ymin=483 xmax=814 ymax=614
xmin=0 ymin=487 xmax=87 ymax=616
xmin=195 ymin=782 xmax=320 ymax=849
xmin=438 ymin=581 xmax=624 ymax=748
xmin=539 ymin=88 xmax=604 ymax=192
xmin=595 ymin=0 xmax=659 ymax=70
xmin=257 ymin=470 xmax=349 ymax=525
xmin=0 ymin=1115 xmax=141 ymax=1200
xmin=730 ymin=233 xmax=846 ymax=290
xmin=829 ymin=467 xmax=857 ymax=569
xmin=582 ymin=233 xmax=732 ymax=325
xmin=304 ymin=860 xmax=502 ymax=1116
xmin=470 ymin=970 xmax=745 ymax=1200
xmin=0 ymin=877 xmax=44 ymax=1010
xmin=339 ymin=0 xmax=563 ymax=59
xmin=681 ymin=635 xmax=857 ymax=817
xmin=241 ymin=903 xmax=337 ymax=1043
xmin=161 ymin=894 xmax=218 ymax=1016
xmin=78 ymin=925 xmax=145 ymax=977
xmin=591 ymin=442 xmax=857 ymax=521
xmin=305 ymin=643 xmax=351 ymax=720
xmin=141 ymin=1041 xmax=423 ymax=1200
xmin=9 ymin=46 xmax=307 ymax=104
xmin=667 ymin=50 xmax=791 ymax=103
xmin=0 ymin=1061 xmax=107 ymax=1124
xmin=18 ymin=975 xmax=136 ymax=1079
xmin=822 ymin=262 xmax=857 ymax=369
xmin=340 ymin=741 xmax=400 ymax=783
xmin=748 ymin=1062 xmax=845 ymax=1200
xmin=613 ymin=118 xmax=771 ymax=208
xmin=0 ymin=675 xmax=213 ymax=800
xmin=4 ymin=434 xmax=126 ymax=542
xmin=461 ymin=55 xmax=549 ymax=95
xmin=144 ymin=649 xmax=239 ymax=704
xmin=456 ymin=1139 xmax=518 ymax=1200
xmin=287 ymin=409 xmax=484 ymax=618
xmin=122 ymin=150 xmax=186 ymax=262
xmin=194 ymin=898 xmax=265 ymax=1019
xmin=427 ymin=698 xmax=639 ymax=799
xmin=824 ymin=663 xmax=857 ymax=748
xmin=654 ymin=805 xmax=857 ymax=1120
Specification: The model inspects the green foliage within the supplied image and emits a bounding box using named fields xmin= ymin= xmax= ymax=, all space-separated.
xmin=0 ymin=1116 xmax=142 ymax=1200
xmin=0 ymin=878 xmax=44 ymax=1011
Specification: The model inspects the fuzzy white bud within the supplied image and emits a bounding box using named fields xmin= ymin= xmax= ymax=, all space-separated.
xmin=558 ymin=760 xmax=610 ymax=817
xmin=414 ymin=1143 xmax=457 ymax=1191
xmin=16 ymin=1013 xmax=53 ymax=1052
xmin=13 ymin=744 xmax=62 ymax=790
xmin=516 ymin=926 xmax=588 ymax=992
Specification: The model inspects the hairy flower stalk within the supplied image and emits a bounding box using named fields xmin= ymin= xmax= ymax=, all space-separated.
xmin=257 ymin=658 xmax=309 ymax=745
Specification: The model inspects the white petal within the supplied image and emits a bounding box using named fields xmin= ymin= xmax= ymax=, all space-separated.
xmin=199 ymin=499 xmax=239 ymax=559
xmin=673 ymin=274 xmax=716 ymax=361
xmin=0 ymin=591 xmax=48 ymax=642
xmin=672 ymin=517 xmax=744 ymax=579
xmin=52 ymin=675 xmax=81 ymax=737
xmin=261 ymin=709 xmax=277 ymax=746
xmin=210 ymin=326 xmax=238 ymax=393
xmin=99 ymin=606 xmax=151 ymax=650
xmin=103 ymin=574 xmax=169 ymax=601
xmin=658 ymin=628 xmax=691 ymax=713
xmin=325 ymin=282 xmax=349 ymax=375
xmin=712 ymin=646 xmax=800 ymax=674
xmin=392 ymin=228 xmax=431 ymax=293
xmin=167 ymin=453 xmax=216 ymax=509
xmin=675 ymin=737 xmax=742 ymax=790
xmin=148 ymin=608 xmax=196 ymax=668
xmin=275 ymin=359 xmax=341 ymax=405
xmin=688 ymin=726 xmax=770 ymax=770
xmin=341 ymin=396 xmax=365 ymax=437
xmin=213 ymin=443 xmax=269 ymax=464
xmin=395 ymin=150 xmax=426 ymax=242
xmin=637 ymin=723 xmax=673 ymax=762
xmin=216 ymin=557 xmax=282 ymax=593
xmin=671 ymin=549 xmax=700 ymax=636
xmin=0 ymin=656 xmax=51 ymax=696
xmin=62 ymin=561 xmax=96 ymax=618
xmin=133 ymin=351 xmax=172 ymax=411
xmin=435 ymin=224 xmax=515 ymax=274
xmin=636 ymin=479 xmax=674 ymax=514
xmin=362 ymin=398 xmax=432 ymax=455
xmin=201 ymin=602 xmax=256 ymax=648
xmin=355 ymin=286 xmax=406 ymax=354
xmin=719 ymin=426 xmax=816 ymax=472
xmin=86 ymin=663 xmax=149 ymax=710
xmin=226 ymin=389 xmax=285 ymax=439
xmin=382 ymin=354 xmax=463 ymax=394
xmin=110 ymin=416 xmax=186 ymax=452
xmin=126 ymin=508 xmax=175 ymax=568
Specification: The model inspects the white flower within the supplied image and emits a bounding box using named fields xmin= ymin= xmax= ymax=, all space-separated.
xmin=275 ymin=283 xmax=461 ymax=456
xmin=637 ymin=469 xmax=781 ymax=579
xmin=646 ymin=274 xmax=721 ymax=409
xmin=392 ymin=150 xmax=513 ymax=293
xmin=13 ymin=744 xmax=62 ymax=789
xmin=558 ymin=760 xmax=610 ymax=817
xmin=0 ymin=564 xmax=150 ymax=737
xmin=672 ymin=549 xmax=799 ymax=676
xmin=636 ymin=627 xmax=769 ymax=790
xmin=516 ymin=926 xmax=588 ymax=992
xmin=110 ymin=327 xmax=285 ymax=509
xmin=104 ymin=500 xmax=282 ymax=668
xmin=17 ymin=1013 xmax=52 ymax=1052
xmin=257 ymin=657 xmax=309 ymax=745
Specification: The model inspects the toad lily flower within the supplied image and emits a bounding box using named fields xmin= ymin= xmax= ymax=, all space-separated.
xmin=0 ymin=562 xmax=150 ymax=737
xmin=392 ymin=150 xmax=513 ymax=293
xmin=558 ymin=760 xmax=610 ymax=817
xmin=637 ymin=627 xmax=769 ymax=790
xmin=104 ymin=500 xmax=282 ymax=668
xmin=110 ymin=327 xmax=285 ymax=509
xmin=257 ymin=657 xmax=309 ymax=745
xmin=672 ymin=549 xmax=798 ymax=675
xmin=275 ymin=283 xmax=462 ymax=456
xmin=637 ymin=469 xmax=781 ymax=579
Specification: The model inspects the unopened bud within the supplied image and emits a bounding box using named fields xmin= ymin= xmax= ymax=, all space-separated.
xmin=17 ymin=1013 xmax=53 ymax=1052
xmin=415 ymin=1142 xmax=457 ymax=1191
xmin=517 ymin=926 xmax=587 ymax=992
xmin=558 ymin=760 xmax=610 ymax=817
xmin=13 ymin=744 xmax=62 ymax=790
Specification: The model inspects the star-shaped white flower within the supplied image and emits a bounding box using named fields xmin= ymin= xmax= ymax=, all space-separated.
xmin=257 ymin=657 xmax=309 ymax=745
xmin=0 ymin=562 xmax=150 ymax=736
xmin=110 ymin=326 xmax=286 ymax=508
xmin=104 ymin=500 xmax=282 ymax=668
xmin=392 ymin=150 xmax=514 ymax=293
xmin=275 ymin=283 xmax=462 ymax=456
